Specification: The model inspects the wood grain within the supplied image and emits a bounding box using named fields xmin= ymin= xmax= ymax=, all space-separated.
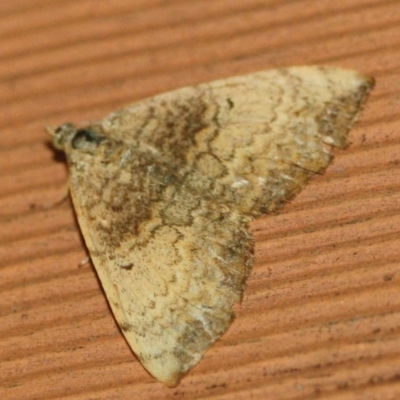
xmin=1 ymin=0 xmax=399 ymax=399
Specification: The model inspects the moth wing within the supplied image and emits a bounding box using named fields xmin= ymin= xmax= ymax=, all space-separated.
xmin=66 ymin=150 xmax=253 ymax=386
xmin=100 ymin=66 xmax=373 ymax=215
xmin=63 ymin=66 xmax=373 ymax=386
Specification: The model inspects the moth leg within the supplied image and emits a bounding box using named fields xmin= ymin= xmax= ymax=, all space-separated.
xmin=32 ymin=184 xmax=70 ymax=210
xmin=78 ymin=257 xmax=91 ymax=268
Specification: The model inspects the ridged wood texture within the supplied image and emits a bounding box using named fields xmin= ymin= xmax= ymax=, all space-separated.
xmin=1 ymin=1 xmax=399 ymax=399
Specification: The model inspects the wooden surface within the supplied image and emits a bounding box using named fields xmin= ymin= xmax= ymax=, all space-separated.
xmin=1 ymin=1 xmax=400 ymax=399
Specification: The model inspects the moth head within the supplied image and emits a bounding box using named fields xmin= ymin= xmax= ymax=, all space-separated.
xmin=47 ymin=123 xmax=106 ymax=154
xmin=46 ymin=123 xmax=78 ymax=151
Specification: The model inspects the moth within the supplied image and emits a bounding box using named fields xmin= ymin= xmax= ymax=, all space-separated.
xmin=48 ymin=66 xmax=374 ymax=386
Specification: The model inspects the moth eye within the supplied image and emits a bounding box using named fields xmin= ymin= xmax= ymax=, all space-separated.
xmin=71 ymin=129 xmax=106 ymax=151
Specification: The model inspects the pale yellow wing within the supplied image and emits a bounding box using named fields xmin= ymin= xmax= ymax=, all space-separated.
xmin=50 ymin=66 xmax=373 ymax=386
xmin=57 ymin=126 xmax=254 ymax=386
xmin=96 ymin=66 xmax=373 ymax=215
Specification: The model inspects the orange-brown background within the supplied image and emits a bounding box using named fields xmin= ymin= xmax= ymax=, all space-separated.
xmin=1 ymin=1 xmax=400 ymax=399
